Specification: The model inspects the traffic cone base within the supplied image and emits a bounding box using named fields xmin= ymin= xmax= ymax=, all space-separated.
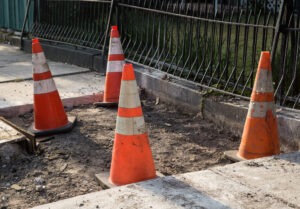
xmin=109 ymin=133 xmax=156 ymax=186
xmin=224 ymin=150 xmax=245 ymax=162
xmin=29 ymin=116 xmax=77 ymax=137
xmin=95 ymin=170 xmax=163 ymax=190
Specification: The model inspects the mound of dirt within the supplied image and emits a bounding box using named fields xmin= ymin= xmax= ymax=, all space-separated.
xmin=0 ymin=99 xmax=239 ymax=209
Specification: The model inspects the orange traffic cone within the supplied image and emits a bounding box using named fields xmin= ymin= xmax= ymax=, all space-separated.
xmin=29 ymin=38 xmax=76 ymax=137
xmin=95 ymin=26 xmax=125 ymax=107
xmin=109 ymin=63 xmax=156 ymax=185
xmin=225 ymin=51 xmax=280 ymax=161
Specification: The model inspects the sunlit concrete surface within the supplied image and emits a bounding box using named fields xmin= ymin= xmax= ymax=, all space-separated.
xmin=32 ymin=152 xmax=300 ymax=209
xmin=0 ymin=44 xmax=104 ymax=117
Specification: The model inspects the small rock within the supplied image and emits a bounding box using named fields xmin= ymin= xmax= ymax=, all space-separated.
xmin=164 ymin=123 xmax=172 ymax=127
xmin=35 ymin=185 xmax=46 ymax=192
xmin=161 ymin=74 xmax=169 ymax=80
xmin=32 ymin=171 xmax=43 ymax=177
xmin=60 ymin=164 xmax=68 ymax=172
xmin=10 ymin=184 xmax=22 ymax=191
xmin=155 ymin=97 xmax=160 ymax=105
xmin=79 ymin=188 xmax=88 ymax=192
xmin=57 ymin=151 xmax=67 ymax=156
xmin=189 ymin=156 xmax=196 ymax=162
xmin=46 ymin=155 xmax=59 ymax=161
xmin=34 ymin=177 xmax=45 ymax=185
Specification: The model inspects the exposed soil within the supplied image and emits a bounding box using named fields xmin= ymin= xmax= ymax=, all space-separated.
xmin=0 ymin=98 xmax=239 ymax=209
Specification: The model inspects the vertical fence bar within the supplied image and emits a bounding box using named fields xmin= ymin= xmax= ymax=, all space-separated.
xmin=20 ymin=0 xmax=33 ymax=49
xmin=271 ymin=0 xmax=285 ymax=62
xmin=102 ymin=0 xmax=116 ymax=56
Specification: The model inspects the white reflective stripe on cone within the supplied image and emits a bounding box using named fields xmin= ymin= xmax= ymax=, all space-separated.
xmin=32 ymin=52 xmax=46 ymax=65
xmin=116 ymin=116 xmax=146 ymax=135
xmin=119 ymin=80 xmax=141 ymax=108
xmin=254 ymin=68 xmax=274 ymax=93
xmin=247 ymin=101 xmax=275 ymax=118
xmin=109 ymin=38 xmax=123 ymax=55
xmin=106 ymin=60 xmax=125 ymax=73
xmin=33 ymin=63 xmax=50 ymax=74
xmin=34 ymin=78 xmax=57 ymax=95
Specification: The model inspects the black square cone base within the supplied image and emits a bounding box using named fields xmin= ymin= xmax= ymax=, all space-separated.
xmin=93 ymin=102 xmax=118 ymax=108
xmin=95 ymin=171 xmax=164 ymax=190
xmin=224 ymin=150 xmax=246 ymax=162
xmin=28 ymin=115 xmax=77 ymax=137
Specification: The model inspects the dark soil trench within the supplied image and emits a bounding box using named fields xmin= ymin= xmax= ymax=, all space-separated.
xmin=0 ymin=98 xmax=240 ymax=209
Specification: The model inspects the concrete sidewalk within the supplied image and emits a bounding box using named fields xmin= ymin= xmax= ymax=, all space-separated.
xmin=0 ymin=44 xmax=104 ymax=117
xmin=32 ymin=152 xmax=300 ymax=209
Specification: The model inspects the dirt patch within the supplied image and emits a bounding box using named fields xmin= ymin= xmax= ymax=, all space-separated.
xmin=0 ymin=98 xmax=239 ymax=209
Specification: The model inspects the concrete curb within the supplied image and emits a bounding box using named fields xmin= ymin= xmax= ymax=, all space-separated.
xmin=134 ymin=66 xmax=300 ymax=152
xmin=22 ymin=39 xmax=105 ymax=72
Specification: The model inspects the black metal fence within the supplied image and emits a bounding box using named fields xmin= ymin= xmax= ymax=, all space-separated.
xmin=274 ymin=0 xmax=300 ymax=108
xmin=29 ymin=0 xmax=300 ymax=109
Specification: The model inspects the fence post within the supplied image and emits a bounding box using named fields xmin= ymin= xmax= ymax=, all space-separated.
xmin=20 ymin=0 xmax=33 ymax=50
xmin=271 ymin=0 xmax=290 ymax=105
xmin=271 ymin=0 xmax=286 ymax=62
xmin=115 ymin=0 xmax=120 ymax=29
xmin=288 ymin=0 xmax=300 ymax=98
xmin=102 ymin=0 xmax=117 ymax=60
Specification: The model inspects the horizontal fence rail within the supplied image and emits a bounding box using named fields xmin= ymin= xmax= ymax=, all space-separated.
xmin=274 ymin=0 xmax=300 ymax=108
xmin=28 ymin=0 xmax=300 ymax=109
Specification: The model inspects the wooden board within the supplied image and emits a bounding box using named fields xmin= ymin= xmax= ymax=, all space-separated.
xmin=0 ymin=120 xmax=26 ymax=146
